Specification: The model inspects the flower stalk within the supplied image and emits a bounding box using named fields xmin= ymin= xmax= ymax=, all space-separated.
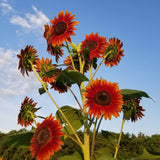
xmin=114 ymin=119 xmax=125 ymax=159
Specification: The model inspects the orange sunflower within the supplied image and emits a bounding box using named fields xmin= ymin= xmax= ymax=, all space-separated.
xmin=84 ymin=78 xmax=123 ymax=120
xmin=104 ymin=38 xmax=124 ymax=67
xmin=80 ymin=32 xmax=107 ymax=60
xmin=44 ymin=24 xmax=64 ymax=63
xmin=17 ymin=45 xmax=38 ymax=76
xmin=18 ymin=97 xmax=39 ymax=127
xmin=123 ymin=99 xmax=145 ymax=122
xmin=35 ymin=57 xmax=61 ymax=83
xmin=48 ymin=10 xmax=79 ymax=47
xmin=30 ymin=114 xmax=64 ymax=160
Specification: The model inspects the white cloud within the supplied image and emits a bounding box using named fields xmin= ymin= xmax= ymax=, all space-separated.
xmin=10 ymin=15 xmax=31 ymax=28
xmin=0 ymin=47 xmax=39 ymax=98
xmin=0 ymin=1 xmax=14 ymax=15
xmin=10 ymin=5 xmax=49 ymax=30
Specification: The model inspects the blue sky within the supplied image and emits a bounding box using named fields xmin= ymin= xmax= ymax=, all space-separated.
xmin=0 ymin=0 xmax=160 ymax=136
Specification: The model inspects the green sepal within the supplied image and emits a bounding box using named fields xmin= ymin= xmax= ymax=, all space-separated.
xmin=56 ymin=106 xmax=84 ymax=135
xmin=121 ymin=89 xmax=151 ymax=101
xmin=55 ymin=69 xmax=89 ymax=86
xmin=123 ymin=110 xmax=132 ymax=120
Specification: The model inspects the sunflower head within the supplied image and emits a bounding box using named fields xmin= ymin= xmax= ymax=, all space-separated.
xmin=104 ymin=38 xmax=124 ymax=67
xmin=48 ymin=10 xmax=79 ymax=47
xmin=44 ymin=24 xmax=64 ymax=63
xmin=30 ymin=114 xmax=64 ymax=160
xmin=80 ymin=32 xmax=107 ymax=60
xmin=17 ymin=45 xmax=38 ymax=76
xmin=18 ymin=97 xmax=39 ymax=127
xmin=35 ymin=57 xmax=61 ymax=83
xmin=84 ymin=78 xmax=123 ymax=120
xmin=122 ymin=99 xmax=145 ymax=122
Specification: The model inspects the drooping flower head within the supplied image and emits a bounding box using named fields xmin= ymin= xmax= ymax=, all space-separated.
xmin=84 ymin=78 xmax=123 ymax=120
xmin=30 ymin=114 xmax=64 ymax=160
xmin=122 ymin=99 xmax=145 ymax=122
xmin=17 ymin=45 xmax=38 ymax=76
xmin=48 ymin=10 xmax=79 ymax=47
xmin=104 ymin=38 xmax=124 ymax=67
xmin=35 ymin=57 xmax=61 ymax=83
xmin=80 ymin=32 xmax=107 ymax=60
xmin=18 ymin=97 xmax=39 ymax=127
xmin=44 ymin=24 xmax=64 ymax=63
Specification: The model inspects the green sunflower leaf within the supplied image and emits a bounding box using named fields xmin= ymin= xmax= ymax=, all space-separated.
xmin=56 ymin=106 xmax=84 ymax=135
xmin=57 ymin=151 xmax=83 ymax=160
xmin=45 ymin=68 xmax=60 ymax=77
xmin=38 ymin=83 xmax=48 ymax=95
xmin=55 ymin=69 xmax=89 ymax=86
xmin=121 ymin=89 xmax=151 ymax=101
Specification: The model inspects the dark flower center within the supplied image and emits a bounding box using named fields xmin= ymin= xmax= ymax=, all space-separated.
xmin=94 ymin=90 xmax=111 ymax=106
xmin=86 ymin=40 xmax=97 ymax=51
xmin=36 ymin=128 xmax=51 ymax=145
xmin=54 ymin=21 xmax=67 ymax=36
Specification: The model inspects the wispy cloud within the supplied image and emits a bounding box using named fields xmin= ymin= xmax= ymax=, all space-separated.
xmin=0 ymin=47 xmax=39 ymax=98
xmin=0 ymin=0 xmax=14 ymax=15
xmin=10 ymin=5 xmax=49 ymax=30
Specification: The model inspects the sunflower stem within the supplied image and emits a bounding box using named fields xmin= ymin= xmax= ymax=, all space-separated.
xmin=91 ymin=119 xmax=97 ymax=160
xmin=67 ymin=86 xmax=83 ymax=111
xmin=89 ymin=63 xmax=93 ymax=80
xmin=86 ymin=50 xmax=113 ymax=87
xmin=65 ymin=133 xmax=83 ymax=148
xmin=95 ymin=116 xmax=103 ymax=138
xmin=66 ymin=42 xmax=76 ymax=71
xmin=29 ymin=61 xmax=83 ymax=146
xmin=114 ymin=119 xmax=125 ymax=159
xmin=27 ymin=110 xmax=37 ymax=127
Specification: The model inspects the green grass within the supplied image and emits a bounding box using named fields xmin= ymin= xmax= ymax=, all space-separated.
xmin=136 ymin=149 xmax=160 ymax=160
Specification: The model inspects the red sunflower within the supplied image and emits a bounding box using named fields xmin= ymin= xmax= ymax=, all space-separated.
xmin=17 ymin=45 xmax=38 ymax=76
xmin=44 ymin=24 xmax=64 ymax=63
xmin=80 ymin=32 xmax=107 ymax=60
xmin=30 ymin=114 xmax=64 ymax=160
xmin=48 ymin=10 xmax=79 ymax=47
xmin=123 ymin=99 xmax=145 ymax=122
xmin=35 ymin=57 xmax=61 ymax=83
xmin=104 ymin=38 xmax=124 ymax=67
xmin=84 ymin=78 xmax=123 ymax=120
xmin=18 ymin=97 xmax=39 ymax=127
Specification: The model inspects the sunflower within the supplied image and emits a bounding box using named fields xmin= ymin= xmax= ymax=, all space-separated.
xmin=104 ymin=38 xmax=124 ymax=67
xmin=80 ymin=32 xmax=107 ymax=60
xmin=35 ymin=57 xmax=61 ymax=83
xmin=17 ymin=45 xmax=38 ymax=76
xmin=84 ymin=78 xmax=123 ymax=120
xmin=123 ymin=99 xmax=145 ymax=122
xmin=18 ymin=97 xmax=39 ymax=127
xmin=30 ymin=114 xmax=64 ymax=160
xmin=44 ymin=24 xmax=64 ymax=63
xmin=48 ymin=10 xmax=79 ymax=47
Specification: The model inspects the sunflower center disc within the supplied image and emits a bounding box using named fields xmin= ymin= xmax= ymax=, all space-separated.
xmin=54 ymin=21 xmax=67 ymax=36
xmin=86 ymin=40 xmax=97 ymax=51
xmin=37 ymin=128 xmax=50 ymax=145
xmin=94 ymin=90 xmax=111 ymax=106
